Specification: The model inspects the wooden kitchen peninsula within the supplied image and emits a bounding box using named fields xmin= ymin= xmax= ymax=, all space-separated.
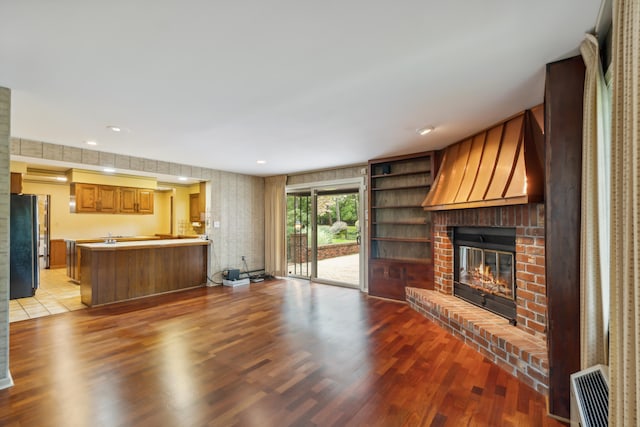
xmin=66 ymin=235 xmax=162 ymax=282
xmin=78 ymin=238 xmax=210 ymax=307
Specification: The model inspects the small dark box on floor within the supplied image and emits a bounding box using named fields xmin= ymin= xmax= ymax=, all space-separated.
xmin=226 ymin=269 xmax=240 ymax=281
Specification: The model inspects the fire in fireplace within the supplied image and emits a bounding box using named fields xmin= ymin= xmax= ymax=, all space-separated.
xmin=453 ymin=227 xmax=517 ymax=324
xmin=459 ymin=246 xmax=514 ymax=298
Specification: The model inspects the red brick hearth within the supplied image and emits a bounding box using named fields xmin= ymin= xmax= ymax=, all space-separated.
xmin=406 ymin=204 xmax=549 ymax=394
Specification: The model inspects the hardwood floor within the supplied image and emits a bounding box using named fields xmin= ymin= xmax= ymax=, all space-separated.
xmin=1 ymin=279 xmax=565 ymax=427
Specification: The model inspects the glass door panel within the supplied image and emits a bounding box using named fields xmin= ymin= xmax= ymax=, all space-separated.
xmin=286 ymin=192 xmax=311 ymax=278
xmin=315 ymin=189 xmax=360 ymax=286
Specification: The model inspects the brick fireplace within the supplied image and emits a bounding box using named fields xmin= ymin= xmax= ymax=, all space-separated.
xmin=406 ymin=204 xmax=549 ymax=395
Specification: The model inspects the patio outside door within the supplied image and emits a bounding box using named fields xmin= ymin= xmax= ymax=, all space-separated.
xmin=287 ymin=191 xmax=312 ymax=279
xmin=314 ymin=189 xmax=360 ymax=287
xmin=286 ymin=185 xmax=361 ymax=288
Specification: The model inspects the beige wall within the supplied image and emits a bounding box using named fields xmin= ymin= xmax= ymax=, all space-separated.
xmin=21 ymin=180 xmax=173 ymax=239
xmin=286 ymin=164 xmax=366 ymax=186
xmin=155 ymin=190 xmax=173 ymax=234
xmin=0 ymin=87 xmax=11 ymax=389
xmin=209 ymin=170 xmax=264 ymax=275
xmin=173 ymin=185 xmax=200 ymax=235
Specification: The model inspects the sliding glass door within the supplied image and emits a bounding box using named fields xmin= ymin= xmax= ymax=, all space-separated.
xmin=315 ymin=189 xmax=360 ymax=286
xmin=286 ymin=181 xmax=363 ymax=288
xmin=286 ymin=192 xmax=312 ymax=278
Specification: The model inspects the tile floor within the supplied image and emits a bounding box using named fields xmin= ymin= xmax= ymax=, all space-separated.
xmin=9 ymin=268 xmax=85 ymax=323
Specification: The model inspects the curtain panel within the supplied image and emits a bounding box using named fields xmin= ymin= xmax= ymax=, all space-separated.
xmin=610 ymin=0 xmax=640 ymax=425
xmin=264 ymin=175 xmax=287 ymax=277
xmin=579 ymin=33 xmax=611 ymax=370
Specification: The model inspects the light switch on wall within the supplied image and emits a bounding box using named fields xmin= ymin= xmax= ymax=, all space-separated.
xmin=213 ymin=221 xmax=220 ymax=228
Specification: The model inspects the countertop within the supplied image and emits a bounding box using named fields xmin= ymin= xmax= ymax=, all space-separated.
xmin=65 ymin=235 xmax=161 ymax=243
xmin=78 ymin=238 xmax=210 ymax=250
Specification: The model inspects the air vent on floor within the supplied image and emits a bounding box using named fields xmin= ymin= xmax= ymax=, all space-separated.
xmin=570 ymin=364 xmax=609 ymax=427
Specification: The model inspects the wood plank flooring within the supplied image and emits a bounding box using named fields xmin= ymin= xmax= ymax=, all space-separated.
xmin=1 ymin=279 xmax=565 ymax=427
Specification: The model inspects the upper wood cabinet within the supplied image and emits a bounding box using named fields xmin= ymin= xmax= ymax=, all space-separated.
xmin=72 ymin=183 xmax=99 ymax=212
xmin=10 ymin=172 xmax=22 ymax=194
xmin=189 ymin=194 xmax=200 ymax=222
xmin=98 ymin=186 xmax=118 ymax=213
xmin=137 ymin=189 xmax=154 ymax=214
xmin=119 ymin=187 xmax=137 ymax=213
xmin=73 ymin=183 xmax=119 ymax=213
xmin=71 ymin=183 xmax=154 ymax=214
xmin=120 ymin=187 xmax=154 ymax=214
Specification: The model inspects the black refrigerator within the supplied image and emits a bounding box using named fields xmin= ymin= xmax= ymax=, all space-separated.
xmin=10 ymin=194 xmax=39 ymax=299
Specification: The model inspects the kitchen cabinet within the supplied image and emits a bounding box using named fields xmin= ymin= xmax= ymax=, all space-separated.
xmin=65 ymin=236 xmax=162 ymax=282
xmin=71 ymin=183 xmax=119 ymax=213
xmin=49 ymin=239 xmax=67 ymax=269
xmin=120 ymin=187 xmax=154 ymax=214
xmin=10 ymin=172 xmax=22 ymax=194
xmin=367 ymin=151 xmax=436 ymax=300
xmin=119 ymin=187 xmax=137 ymax=213
xmin=78 ymin=239 xmax=209 ymax=307
xmin=72 ymin=183 xmax=99 ymax=212
xmin=71 ymin=184 xmax=154 ymax=214
xmin=98 ymin=186 xmax=118 ymax=213
xmin=189 ymin=193 xmax=201 ymax=222
xmin=137 ymin=189 xmax=154 ymax=214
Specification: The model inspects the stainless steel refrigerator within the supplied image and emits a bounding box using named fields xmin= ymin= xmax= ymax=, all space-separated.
xmin=10 ymin=194 xmax=39 ymax=299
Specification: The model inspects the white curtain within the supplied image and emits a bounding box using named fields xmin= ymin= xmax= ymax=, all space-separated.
xmin=579 ymin=33 xmax=611 ymax=369
xmin=264 ymin=175 xmax=287 ymax=276
xmin=609 ymin=0 xmax=640 ymax=425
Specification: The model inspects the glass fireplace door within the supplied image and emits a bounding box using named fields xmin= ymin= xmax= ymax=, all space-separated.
xmin=458 ymin=246 xmax=514 ymax=299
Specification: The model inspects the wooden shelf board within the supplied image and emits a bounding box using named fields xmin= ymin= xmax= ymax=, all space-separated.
xmin=371 ymin=205 xmax=424 ymax=209
xmin=371 ymin=257 xmax=433 ymax=264
xmin=372 ymin=185 xmax=430 ymax=191
xmin=371 ymin=170 xmax=431 ymax=179
xmin=372 ymin=237 xmax=431 ymax=243
xmin=373 ymin=221 xmax=428 ymax=225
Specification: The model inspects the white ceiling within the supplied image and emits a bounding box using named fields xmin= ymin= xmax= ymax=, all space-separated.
xmin=1 ymin=1 xmax=602 ymax=177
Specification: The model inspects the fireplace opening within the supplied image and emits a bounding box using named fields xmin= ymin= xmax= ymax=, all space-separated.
xmin=453 ymin=227 xmax=517 ymax=325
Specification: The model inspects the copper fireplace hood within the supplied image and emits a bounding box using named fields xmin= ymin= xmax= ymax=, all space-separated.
xmin=422 ymin=106 xmax=544 ymax=211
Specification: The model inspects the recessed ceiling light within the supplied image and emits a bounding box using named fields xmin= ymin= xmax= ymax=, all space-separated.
xmin=416 ymin=126 xmax=434 ymax=136
xmin=103 ymin=167 xmax=116 ymax=173
xmin=86 ymin=140 xmax=98 ymax=146
xmin=178 ymin=177 xmax=188 ymax=181
xmin=256 ymin=160 xmax=267 ymax=165
xmin=107 ymin=125 xmax=121 ymax=132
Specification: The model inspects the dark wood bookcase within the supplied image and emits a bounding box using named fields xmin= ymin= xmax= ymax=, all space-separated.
xmin=368 ymin=151 xmax=436 ymax=300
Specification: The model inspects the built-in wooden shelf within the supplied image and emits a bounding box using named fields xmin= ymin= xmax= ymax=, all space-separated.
xmin=376 ymin=257 xmax=433 ymax=265
xmin=371 ymin=205 xmax=423 ymax=209
xmin=368 ymin=151 xmax=437 ymax=301
xmin=372 ymin=221 xmax=428 ymax=225
xmin=371 ymin=237 xmax=431 ymax=243
xmin=372 ymin=185 xmax=430 ymax=191
xmin=371 ymin=170 xmax=431 ymax=179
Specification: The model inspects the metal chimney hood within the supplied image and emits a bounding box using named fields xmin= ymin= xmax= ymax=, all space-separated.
xmin=422 ymin=106 xmax=544 ymax=211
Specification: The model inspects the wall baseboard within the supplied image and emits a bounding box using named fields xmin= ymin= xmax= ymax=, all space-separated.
xmin=0 ymin=371 xmax=14 ymax=390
